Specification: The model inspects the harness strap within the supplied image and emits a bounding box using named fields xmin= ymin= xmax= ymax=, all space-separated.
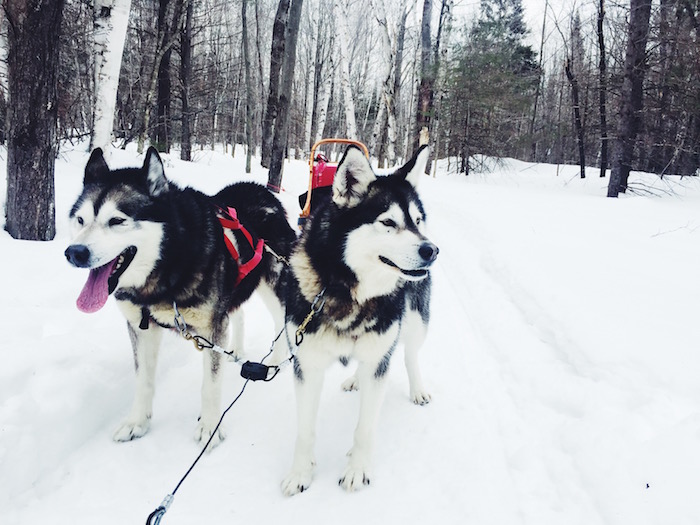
xmin=217 ymin=206 xmax=265 ymax=285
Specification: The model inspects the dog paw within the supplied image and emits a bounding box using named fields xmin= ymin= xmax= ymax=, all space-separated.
xmin=341 ymin=375 xmax=359 ymax=392
xmin=113 ymin=418 xmax=151 ymax=442
xmin=339 ymin=466 xmax=371 ymax=492
xmin=410 ymin=389 xmax=432 ymax=406
xmin=194 ymin=422 xmax=226 ymax=449
xmin=281 ymin=469 xmax=313 ymax=496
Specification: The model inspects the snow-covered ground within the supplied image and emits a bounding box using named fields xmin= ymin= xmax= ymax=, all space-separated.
xmin=2 ymin=145 xmax=700 ymax=524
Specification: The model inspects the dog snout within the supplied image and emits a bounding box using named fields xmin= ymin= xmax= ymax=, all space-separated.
xmin=65 ymin=244 xmax=91 ymax=268
xmin=418 ymin=242 xmax=439 ymax=263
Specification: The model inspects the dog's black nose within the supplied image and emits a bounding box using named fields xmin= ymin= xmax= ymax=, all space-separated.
xmin=418 ymin=242 xmax=439 ymax=263
xmin=65 ymin=244 xmax=91 ymax=267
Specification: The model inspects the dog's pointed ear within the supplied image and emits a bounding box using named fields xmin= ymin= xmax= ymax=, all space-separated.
xmin=84 ymin=148 xmax=109 ymax=184
xmin=332 ymin=146 xmax=376 ymax=208
xmin=396 ymin=145 xmax=430 ymax=188
xmin=143 ymin=147 xmax=169 ymax=196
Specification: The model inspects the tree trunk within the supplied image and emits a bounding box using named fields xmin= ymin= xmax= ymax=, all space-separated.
xmin=371 ymin=0 xmax=409 ymax=165
xmin=254 ymin=0 xmax=267 ymax=135
xmin=414 ymin=0 xmax=433 ymax=156
xmin=179 ymin=0 xmax=193 ymax=161
xmin=5 ymin=0 xmax=65 ymax=241
xmin=136 ymin=0 xmax=185 ymax=154
xmin=529 ymin=0 xmax=547 ymax=161
xmin=260 ymin=0 xmax=290 ymax=168
xmin=334 ymin=0 xmax=357 ymax=139
xmin=597 ymin=0 xmax=608 ymax=177
xmin=242 ymin=0 xmax=254 ymax=173
xmin=91 ymin=0 xmax=131 ymax=157
xmin=394 ymin=4 xmax=409 ymax=158
xmin=369 ymin=92 xmax=386 ymax=156
xmin=267 ymin=0 xmax=304 ymax=192
xmin=303 ymin=9 xmax=319 ymax=154
xmin=314 ymin=53 xmax=334 ymax=144
xmin=430 ymin=0 xmax=453 ymax=170
xmin=608 ymin=0 xmax=652 ymax=197
xmin=565 ymin=57 xmax=586 ymax=179
xmin=153 ymin=0 xmax=172 ymax=153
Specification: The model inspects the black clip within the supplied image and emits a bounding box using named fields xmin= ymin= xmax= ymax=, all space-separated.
xmin=240 ymin=361 xmax=278 ymax=382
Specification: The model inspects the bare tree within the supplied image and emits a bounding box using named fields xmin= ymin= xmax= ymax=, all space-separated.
xmin=302 ymin=6 xmax=319 ymax=154
xmin=414 ymin=0 xmax=434 ymax=155
xmin=557 ymin=10 xmax=586 ymax=179
xmin=597 ymin=0 xmax=609 ymax=177
xmin=261 ymin=0 xmax=290 ymax=168
xmin=314 ymin=48 xmax=335 ymax=144
xmin=370 ymin=0 xmax=411 ymax=164
xmin=529 ymin=0 xmax=547 ymax=160
xmin=334 ymin=0 xmax=358 ymax=139
xmin=136 ymin=0 xmax=185 ymax=153
xmin=608 ymin=0 xmax=652 ymax=197
xmin=91 ymin=0 xmax=132 ymax=157
xmin=4 ymin=0 xmax=65 ymax=240
xmin=267 ymin=0 xmax=304 ymax=191
xmin=430 ymin=0 xmax=453 ymax=173
xmin=179 ymin=0 xmax=193 ymax=161
xmin=242 ymin=0 xmax=254 ymax=172
xmin=153 ymin=0 xmax=173 ymax=152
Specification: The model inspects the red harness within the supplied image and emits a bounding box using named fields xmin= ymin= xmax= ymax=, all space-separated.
xmin=217 ymin=206 xmax=265 ymax=285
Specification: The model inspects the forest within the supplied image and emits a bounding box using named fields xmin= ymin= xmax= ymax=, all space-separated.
xmin=1 ymin=0 xmax=699 ymax=240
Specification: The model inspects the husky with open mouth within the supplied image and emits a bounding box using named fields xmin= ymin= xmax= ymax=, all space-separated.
xmin=280 ymin=145 xmax=438 ymax=495
xmin=65 ymin=148 xmax=295 ymax=446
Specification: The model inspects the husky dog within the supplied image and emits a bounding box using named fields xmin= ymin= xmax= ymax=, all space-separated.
xmin=280 ymin=145 xmax=438 ymax=495
xmin=65 ymin=148 xmax=295 ymax=446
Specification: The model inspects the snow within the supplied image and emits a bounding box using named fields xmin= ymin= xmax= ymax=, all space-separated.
xmin=2 ymin=144 xmax=700 ymax=524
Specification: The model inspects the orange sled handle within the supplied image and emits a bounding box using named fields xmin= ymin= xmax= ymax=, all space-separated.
xmin=299 ymin=138 xmax=370 ymax=220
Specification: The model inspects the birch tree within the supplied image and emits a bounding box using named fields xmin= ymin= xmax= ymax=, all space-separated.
xmin=334 ymin=0 xmax=357 ymax=139
xmin=302 ymin=7 xmax=319 ymax=154
xmin=414 ymin=0 xmax=433 ymax=153
xmin=314 ymin=50 xmax=334 ymax=144
xmin=91 ymin=0 xmax=132 ymax=157
xmin=0 ymin=10 xmax=7 ymax=144
xmin=369 ymin=0 xmax=412 ymax=164
xmin=430 ymin=0 xmax=453 ymax=174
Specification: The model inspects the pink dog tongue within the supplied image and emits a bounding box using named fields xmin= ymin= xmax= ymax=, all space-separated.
xmin=76 ymin=258 xmax=118 ymax=313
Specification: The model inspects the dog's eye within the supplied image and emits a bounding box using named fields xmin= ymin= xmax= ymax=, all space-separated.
xmin=77 ymin=216 xmax=84 ymax=226
xmin=109 ymin=217 xmax=126 ymax=227
xmin=380 ymin=219 xmax=397 ymax=228
xmin=415 ymin=216 xmax=422 ymax=225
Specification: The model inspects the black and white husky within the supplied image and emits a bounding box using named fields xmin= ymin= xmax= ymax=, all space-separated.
xmin=280 ymin=145 xmax=439 ymax=495
xmin=65 ymin=148 xmax=295 ymax=446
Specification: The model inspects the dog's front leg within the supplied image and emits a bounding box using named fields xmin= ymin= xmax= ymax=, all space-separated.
xmin=195 ymin=348 xmax=225 ymax=448
xmin=339 ymin=359 xmax=389 ymax=491
xmin=402 ymin=309 xmax=431 ymax=405
xmin=282 ymin=358 xmax=325 ymax=496
xmin=114 ymin=321 xmax=162 ymax=442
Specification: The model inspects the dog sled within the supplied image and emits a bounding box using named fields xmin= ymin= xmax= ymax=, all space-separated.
xmin=298 ymin=138 xmax=369 ymax=227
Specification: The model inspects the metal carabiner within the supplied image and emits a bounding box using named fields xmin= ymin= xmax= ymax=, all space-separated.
xmin=173 ymin=302 xmax=187 ymax=336
xmin=294 ymin=287 xmax=326 ymax=346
